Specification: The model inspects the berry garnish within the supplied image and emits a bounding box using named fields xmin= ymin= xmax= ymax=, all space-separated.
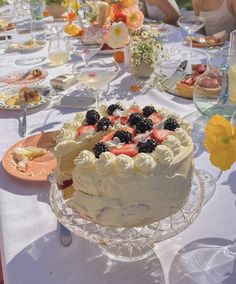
xmin=111 ymin=144 xmax=138 ymax=157
xmin=96 ymin=117 xmax=113 ymax=132
xmin=151 ymin=129 xmax=173 ymax=143
xmin=85 ymin=109 xmax=100 ymax=125
xmin=148 ymin=112 xmax=162 ymax=124
xmin=136 ymin=118 xmax=153 ymax=133
xmin=57 ymin=179 xmax=73 ymax=190
xmin=77 ymin=125 xmax=96 ymax=137
xmin=142 ymin=105 xmax=156 ymax=117
xmin=113 ymin=130 xmax=132 ymax=143
xmin=138 ymin=139 xmax=158 ymax=153
xmin=107 ymin=104 xmax=124 ymax=115
xmin=164 ymin=118 xmax=180 ymax=131
xmin=93 ymin=142 xmax=109 ymax=158
xmin=127 ymin=112 xmax=143 ymax=126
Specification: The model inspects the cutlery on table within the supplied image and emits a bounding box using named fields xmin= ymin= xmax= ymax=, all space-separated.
xmin=163 ymin=60 xmax=188 ymax=95
xmin=20 ymin=103 xmax=27 ymax=137
xmin=59 ymin=222 xmax=72 ymax=246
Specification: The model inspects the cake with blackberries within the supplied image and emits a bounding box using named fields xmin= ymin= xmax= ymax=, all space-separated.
xmin=54 ymin=103 xmax=194 ymax=227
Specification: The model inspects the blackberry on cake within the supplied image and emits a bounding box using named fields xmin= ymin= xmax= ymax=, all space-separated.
xmin=136 ymin=118 xmax=153 ymax=133
xmin=142 ymin=105 xmax=156 ymax=117
xmin=107 ymin=103 xmax=124 ymax=115
xmin=85 ymin=109 xmax=100 ymax=125
xmin=164 ymin=118 xmax=180 ymax=131
xmin=93 ymin=142 xmax=109 ymax=158
xmin=96 ymin=117 xmax=113 ymax=132
xmin=113 ymin=130 xmax=132 ymax=143
xmin=138 ymin=139 xmax=158 ymax=153
xmin=127 ymin=112 xmax=143 ymax=126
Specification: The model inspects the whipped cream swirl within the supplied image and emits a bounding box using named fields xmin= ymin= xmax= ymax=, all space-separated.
xmin=135 ymin=153 xmax=156 ymax=173
xmin=115 ymin=154 xmax=134 ymax=178
xmin=74 ymin=112 xmax=84 ymax=123
xmin=74 ymin=150 xmax=95 ymax=168
xmin=181 ymin=120 xmax=192 ymax=134
xmin=63 ymin=120 xmax=80 ymax=131
xmin=56 ymin=129 xmax=76 ymax=143
xmin=173 ymin=128 xmax=189 ymax=146
xmin=157 ymin=108 xmax=170 ymax=118
xmin=152 ymin=145 xmax=174 ymax=165
xmin=163 ymin=136 xmax=181 ymax=155
xmin=96 ymin=152 xmax=116 ymax=175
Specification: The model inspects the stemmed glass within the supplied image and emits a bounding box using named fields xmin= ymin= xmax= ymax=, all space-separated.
xmin=74 ymin=58 xmax=119 ymax=109
xmin=69 ymin=36 xmax=103 ymax=67
xmin=178 ymin=16 xmax=205 ymax=57
xmin=0 ymin=11 xmax=14 ymax=49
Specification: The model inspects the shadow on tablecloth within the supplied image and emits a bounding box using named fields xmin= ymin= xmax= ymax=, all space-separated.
xmin=169 ymin=237 xmax=236 ymax=284
xmin=6 ymin=229 xmax=165 ymax=284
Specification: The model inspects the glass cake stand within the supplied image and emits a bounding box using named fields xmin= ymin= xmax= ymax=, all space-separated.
xmin=50 ymin=171 xmax=205 ymax=262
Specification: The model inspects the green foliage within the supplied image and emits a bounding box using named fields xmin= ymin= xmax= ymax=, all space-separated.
xmin=176 ymin=0 xmax=193 ymax=10
xmin=46 ymin=0 xmax=64 ymax=5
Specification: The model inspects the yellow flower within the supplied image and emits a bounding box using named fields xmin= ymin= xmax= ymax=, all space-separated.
xmin=204 ymin=114 xmax=236 ymax=170
xmin=107 ymin=22 xmax=130 ymax=49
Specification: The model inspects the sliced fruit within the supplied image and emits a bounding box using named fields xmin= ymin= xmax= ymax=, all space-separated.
xmin=101 ymin=131 xmax=116 ymax=142
xmin=111 ymin=144 xmax=138 ymax=157
xmin=77 ymin=125 xmax=96 ymax=137
xmin=108 ymin=115 xmax=120 ymax=124
xmin=148 ymin=112 xmax=162 ymax=124
xmin=120 ymin=116 xmax=129 ymax=125
xmin=151 ymin=129 xmax=173 ymax=143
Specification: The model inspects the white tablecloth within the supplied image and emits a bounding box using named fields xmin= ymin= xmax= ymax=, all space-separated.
xmin=0 ymin=24 xmax=236 ymax=284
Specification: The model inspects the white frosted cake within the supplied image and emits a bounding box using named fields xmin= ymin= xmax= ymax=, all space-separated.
xmin=54 ymin=103 xmax=193 ymax=227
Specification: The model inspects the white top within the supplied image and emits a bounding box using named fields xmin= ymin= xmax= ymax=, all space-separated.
xmin=200 ymin=0 xmax=236 ymax=36
xmin=145 ymin=0 xmax=180 ymax=21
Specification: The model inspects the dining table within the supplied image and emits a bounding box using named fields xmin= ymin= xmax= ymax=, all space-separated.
xmin=0 ymin=15 xmax=236 ymax=284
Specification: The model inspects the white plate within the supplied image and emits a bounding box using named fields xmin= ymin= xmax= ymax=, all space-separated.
xmin=8 ymin=40 xmax=47 ymax=53
xmin=0 ymin=86 xmax=55 ymax=110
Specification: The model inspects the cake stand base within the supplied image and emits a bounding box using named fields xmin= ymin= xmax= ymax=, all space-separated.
xmin=98 ymin=243 xmax=154 ymax=262
xmin=50 ymin=171 xmax=204 ymax=262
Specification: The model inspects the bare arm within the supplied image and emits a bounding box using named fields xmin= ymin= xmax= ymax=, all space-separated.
xmin=230 ymin=0 xmax=236 ymax=16
xmin=146 ymin=0 xmax=180 ymax=24
xmin=192 ymin=0 xmax=200 ymax=16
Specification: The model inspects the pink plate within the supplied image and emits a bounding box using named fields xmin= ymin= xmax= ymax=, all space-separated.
xmin=0 ymin=69 xmax=48 ymax=85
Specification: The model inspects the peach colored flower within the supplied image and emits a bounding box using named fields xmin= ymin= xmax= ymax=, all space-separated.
xmin=124 ymin=7 xmax=144 ymax=30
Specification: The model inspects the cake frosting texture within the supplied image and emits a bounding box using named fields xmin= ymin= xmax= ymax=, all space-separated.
xmin=54 ymin=103 xmax=194 ymax=227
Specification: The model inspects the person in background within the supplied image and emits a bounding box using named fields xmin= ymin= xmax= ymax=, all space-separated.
xmin=142 ymin=0 xmax=181 ymax=24
xmin=192 ymin=0 xmax=236 ymax=36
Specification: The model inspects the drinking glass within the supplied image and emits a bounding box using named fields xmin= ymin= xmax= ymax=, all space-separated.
xmin=69 ymin=36 xmax=103 ymax=66
xmin=48 ymin=34 xmax=69 ymax=66
xmin=178 ymin=16 xmax=205 ymax=57
xmin=74 ymin=58 xmax=119 ymax=109
xmin=0 ymin=12 xmax=13 ymax=49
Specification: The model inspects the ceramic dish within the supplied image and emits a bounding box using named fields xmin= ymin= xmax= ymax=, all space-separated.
xmin=8 ymin=39 xmax=47 ymax=53
xmin=0 ymin=86 xmax=55 ymax=110
xmin=0 ymin=69 xmax=48 ymax=85
xmin=185 ymin=36 xmax=224 ymax=48
xmin=2 ymin=131 xmax=58 ymax=182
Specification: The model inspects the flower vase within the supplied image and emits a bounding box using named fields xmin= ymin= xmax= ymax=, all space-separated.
xmin=134 ymin=62 xmax=154 ymax=79
xmin=124 ymin=45 xmax=131 ymax=69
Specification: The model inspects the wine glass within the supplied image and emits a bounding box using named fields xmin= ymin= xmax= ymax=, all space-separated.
xmin=48 ymin=34 xmax=69 ymax=66
xmin=69 ymin=35 xmax=103 ymax=66
xmin=74 ymin=58 xmax=119 ymax=109
xmin=178 ymin=16 xmax=205 ymax=57
xmin=0 ymin=11 xmax=14 ymax=49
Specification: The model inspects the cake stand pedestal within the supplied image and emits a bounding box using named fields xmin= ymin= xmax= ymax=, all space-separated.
xmin=50 ymin=171 xmax=204 ymax=262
